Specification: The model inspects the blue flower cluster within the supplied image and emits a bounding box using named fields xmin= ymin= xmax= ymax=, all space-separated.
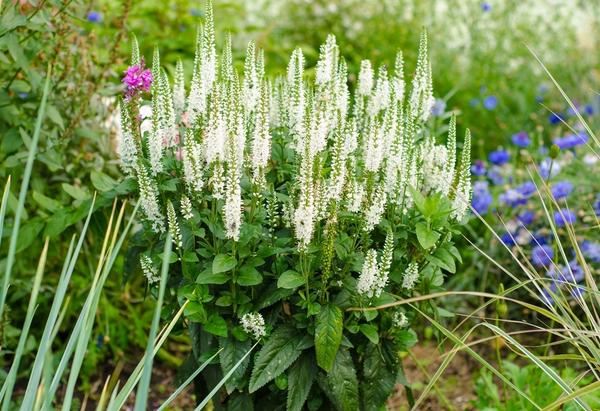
xmin=468 ymin=95 xmax=600 ymax=306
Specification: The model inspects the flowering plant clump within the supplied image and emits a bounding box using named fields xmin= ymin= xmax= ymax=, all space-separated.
xmin=118 ymin=3 xmax=471 ymax=409
xmin=468 ymin=94 xmax=600 ymax=305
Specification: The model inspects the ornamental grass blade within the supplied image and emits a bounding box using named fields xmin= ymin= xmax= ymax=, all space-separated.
xmin=19 ymin=196 xmax=95 ymax=411
xmin=108 ymin=301 xmax=188 ymax=410
xmin=157 ymin=348 xmax=223 ymax=411
xmin=134 ymin=233 xmax=172 ymax=411
xmin=0 ymin=64 xmax=52 ymax=321
xmin=194 ymin=341 xmax=260 ymax=411
xmin=0 ymin=238 xmax=47 ymax=409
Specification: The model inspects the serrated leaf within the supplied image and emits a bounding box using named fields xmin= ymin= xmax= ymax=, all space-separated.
xmin=315 ymin=304 xmax=343 ymax=372
xmin=249 ymin=326 xmax=303 ymax=393
xmin=220 ymin=337 xmax=252 ymax=394
xmin=415 ymin=222 xmax=440 ymax=250
xmin=362 ymin=343 xmax=397 ymax=411
xmin=359 ymin=324 xmax=379 ymax=345
xmin=287 ymin=352 xmax=317 ymax=411
xmin=317 ymin=348 xmax=359 ymax=411
xmin=213 ymin=254 xmax=237 ymax=274
xmin=236 ymin=265 xmax=263 ymax=286
xmin=277 ymin=270 xmax=304 ymax=289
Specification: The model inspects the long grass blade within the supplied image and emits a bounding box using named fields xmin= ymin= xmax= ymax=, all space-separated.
xmin=134 ymin=233 xmax=172 ymax=411
xmin=157 ymin=348 xmax=223 ymax=411
xmin=0 ymin=65 xmax=52 ymax=321
xmin=19 ymin=196 xmax=95 ymax=411
xmin=194 ymin=341 xmax=260 ymax=411
xmin=0 ymin=238 xmax=48 ymax=409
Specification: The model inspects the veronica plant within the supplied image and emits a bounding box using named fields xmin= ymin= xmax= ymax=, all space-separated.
xmin=119 ymin=2 xmax=471 ymax=409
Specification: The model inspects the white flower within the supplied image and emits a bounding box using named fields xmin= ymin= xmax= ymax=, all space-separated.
xmin=181 ymin=195 xmax=193 ymax=220
xmin=140 ymin=255 xmax=160 ymax=284
xmin=135 ymin=161 xmax=164 ymax=232
xmin=357 ymin=60 xmax=374 ymax=96
xmin=363 ymin=183 xmax=386 ymax=232
xmin=117 ymin=102 xmax=138 ymax=174
xmin=167 ymin=201 xmax=183 ymax=249
xmin=452 ymin=129 xmax=472 ymax=220
xmin=241 ymin=312 xmax=266 ymax=339
xmin=392 ymin=311 xmax=409 ymax=328
xmin=402 ymin=262 xmax=420 ymax=290
xmin=357 ymin=249 xmax=387 ymax=298
xmin=315 ymin=34 xmax=337 ymax=85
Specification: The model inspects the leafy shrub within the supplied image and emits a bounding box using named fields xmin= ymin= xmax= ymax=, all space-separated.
xmin=119 ymin=3 xmax=472 ymax=409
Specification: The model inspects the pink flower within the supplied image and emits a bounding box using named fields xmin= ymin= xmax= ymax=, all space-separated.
xmin=122 ymin=59 xmax=152 ymax=100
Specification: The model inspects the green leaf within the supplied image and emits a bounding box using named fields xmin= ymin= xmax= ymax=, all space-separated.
xmin=32 ymin=191 xmax=60 ymax=212
xmin=426 ymin=247 xmax=456 ymax=273
xmin=287 ymin=352 xmax=317 ymax=411
xmin=220 ymin=337 xmax=252 ymax=394
xmin=315 ymin=304 xmax=343 ymax=372
xmin=61 ymin=183 xmax=88 ymax=201
xmin=249 ymin=326 xmax=303 ymax=393
xmin=204 ymin=314 xmax=228 ymax=337
xmin=213 ymin=254 xmax=237 ymax=274
xmin=408 ymin=186 xmax=426 ymax=216
xmin=16 ymin=219 xmax=43 ymax=253
xmin=317 ymin=348 xmax=359 ymax=411
xmin=90 ymin=170 xmax=118 ymax=192
xmin=362 ymin=343 xmax=397 ymax=411
xmin=415 ymin=222 xmax=440 ymax=250
xmin=359 ymin=324 xmax=379 ymax=345
xmin=236 ymin=265 xmax=263 ymax=286
xmin=184 ymin=301 xmax=207 ymax=323
xmin=46 ymin=105 xmax=64 ymax=129
xmin=196 ymin=267 xmax=229 ymax=285
xmin=277 ymin=270 xmax=304 ymax=289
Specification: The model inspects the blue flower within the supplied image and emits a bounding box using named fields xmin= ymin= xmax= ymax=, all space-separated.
xmin=487 ymin=166 xmax=504 ymax=185
xmin=511 ymin=131 xmax=530 ymax=147
xmin=488 ymin=149 xmax=510 ymax=165
xmin=585 ymin=104 xmax=595 ymax=116
xmin=593 ymin=194 xmax=600 ymax=216
xmin=469 ymin=98 xmax=480 ymax=107
xmin=551 ymin=181 xmax=573 ymax=200
xmin=532 ymin=244 xmax=554 ymax=267
xmin=539 ymin=157 xmax=560 ymax=179
xmin=471 ymin=160 xmax=486 ymax=176
xmin=86 ymin=11 xmax=102 ymax=23
xmin=529 ymin=231 xmax=549 ymax=246
xmin=535 ymin=95 xmax=544 ymax=103
xmin=18 ymin=92 xmax=28 ymax=100
xmin=553 ymin=132 xmax=588 ymax=149
xmin=481 ymin=2 xmax=491 ymax=11
xmin=515 ymin=181 xmax=536 ymax=198
xmin=549 ymin=113 xmax=564 ymax=125
xmin=517 ymin=210 xmax=535 ymax=226
xmin=483 ymin=95 xmax=498 ymax=110
xmin=431 ymin=99 xmax=446 ymax=116
xmin=501 ymin=232 xmax=516 ymax=246
xmin=581 ymin=241 xmax=600 ymax=263
xmin=554 ymin=208 xmax=576 ymax=227
xmin=472 ymin=181 xmax=493 ymax=215
xmin=547 ymin=261 xmax=584 ymax=284
xmin=499 ymin=188 xmax=526 ymax=207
